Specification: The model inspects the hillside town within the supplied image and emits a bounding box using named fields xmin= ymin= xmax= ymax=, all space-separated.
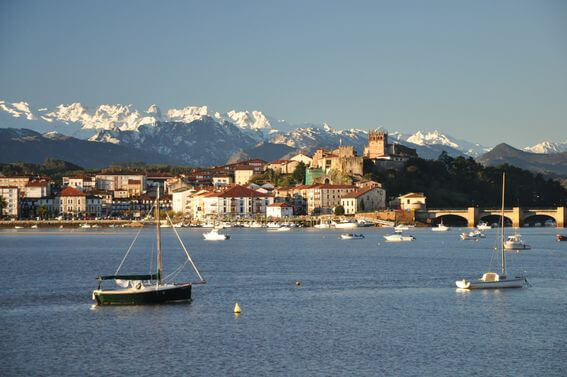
xmin=0 ymin=130 xmax=425 ymax=222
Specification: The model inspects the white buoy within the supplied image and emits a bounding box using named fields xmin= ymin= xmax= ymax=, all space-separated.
xmin=233 ymin=302 xmax=241 ymax=314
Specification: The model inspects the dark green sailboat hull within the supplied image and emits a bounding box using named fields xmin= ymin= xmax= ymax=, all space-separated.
xmin=93 ymin=283 xmax=192 ymax=305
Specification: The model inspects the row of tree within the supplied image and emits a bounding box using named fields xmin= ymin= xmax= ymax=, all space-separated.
xmin=366 ymin=152 xmax=567 ymax=208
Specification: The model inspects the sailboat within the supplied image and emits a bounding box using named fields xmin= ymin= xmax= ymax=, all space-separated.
xmin=92 ymin=188 xmax=205 ymax=305
xmin=455 ymin=173 xmax=528 ymax=289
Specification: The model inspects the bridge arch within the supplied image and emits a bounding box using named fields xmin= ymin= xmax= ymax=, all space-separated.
xmin=434 ymin=214 xmax=468 ymax=227
xmin=479 ymin=214 xmax=513 ymax=227
xmin=523 ymin=214 xmax=556 ymax=227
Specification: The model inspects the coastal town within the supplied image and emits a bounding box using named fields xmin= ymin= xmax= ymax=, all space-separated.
xmin=0 ymin=130 xmax=428 ymax=226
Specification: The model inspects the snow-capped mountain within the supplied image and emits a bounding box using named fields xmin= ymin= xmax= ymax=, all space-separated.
xmin=1 ymin=98 xmax=494 ymax=165
xmin=524 ymin=141 xmax=567 ymax=154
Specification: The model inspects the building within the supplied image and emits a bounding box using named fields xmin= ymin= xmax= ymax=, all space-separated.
xmin=399 ymin=192 xmax=427 ymax=210
xmin=95 ymin=174 xmax=146 ymax=194
xmin=266 ymin=202 xmax=293 ymax=218
xmin=172 ymin=187 xmax=195 ymax=214
xmin=266 ymin=160 xmax=300 ymax=174
xmin=0 ymin=187 xmax=19 ymax=217
xmin=58 ymin=186 xmax=87 ymax=217
xmin=303 ymin=184 xmax=357 ymax=215
xmin=212 ymin=175 xmax=233 ymax=187
xmin=311 ymin=146 xmax=363 ymax=177
xmin=290 ymin=153 xmax=312 ymax=167
xmin=24 ymin=179 xmax=51 ymax=198
xmin=234 ymin=167 xmax=255 ymax=185
xmin=363 ymin=129 xmax=417 ymax=160
xmin=340 ymin=186 xmax=386 ymax=214
xmin=0 ymin=176 xmax=31 ymax=191
xmin=63 ymin=176 xmax=95 ymax=192
xmin=199 ymin=185 xmax=274 ymax=218
xmin=86 ymin=195 xmax=103 ymax=218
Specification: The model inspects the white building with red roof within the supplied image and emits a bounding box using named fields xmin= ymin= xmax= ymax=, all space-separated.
xmin=340 ymin=186 xmax=386 ymax=214
xmin=266 ymin=202 xmax=293 ymax=218
xmin=200 ymin=185 xmax=274 ymax=218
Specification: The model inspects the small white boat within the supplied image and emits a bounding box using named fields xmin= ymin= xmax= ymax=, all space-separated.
xmin=314 ymin=222 xmax=331 ymax=229
xmin=276 ymin=226 xmax=291 ymax=232
xmin=460 ymin=230 xmax=486 ymax=240
xmin=455 ymin=173 xmax=527 ymax=290
xmin=108 ymin=224 xmax=116 ymax=228
xmin=203 ymin=228 xmax=230 ymax=241
xmin=266 ymin=222 xmax=282 ymax=228
xmin=80 ymin=224 xmax=91 ymax=229
xmin=334 ymin=220 xmax=359 ymax=229
xmin=249 ymin=222 xmax=264 ymax=228
xmin=384 ymin=233 xmax=415 ymax=242
xmin=172 ymin=223 xmax=184 ymax=228
xmin=394 ymin=225 xmax=409 ymax=232
xmin=431 ymin=222 xmax=449 ymax=232
xmin=31 ymin=224 xmax=38 ymax=229
xmin=91 ymin=224 xmax=100 ymax=228
xmin=456 ymin=272 xmax=526 ymax=289
xmin=477 ymin=222 xmax=492 ymax=230
xmin=504 ymin=234 xmax=531 ymax=250
xmin=14 ymin=226 xmax=24 ymax=229
xmin=340 ymin=233 xmax=365 ymax=240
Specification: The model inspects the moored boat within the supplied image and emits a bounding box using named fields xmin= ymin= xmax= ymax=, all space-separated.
xmin=504 ymin=234 xmax=531 ymax=250
xmin=455 ymin=173 xmax=528 ymax=290
xmin=384 ymin=233 xmax=415 ymax=242
xmin=93 ymin=188 xmax=205 ymax=305
xmin=203 ymin=228 xmax=230 ymax=240
xmin=460 ymin=230 xmax=486 ymax=240
xmin=340 ymin=233 xmax=365 ymax=240
xmin=431 ymin=222 xmax=449 ymax=232
xmin=556 ymin=234 xmax=567 ymax=242
xmin=477 ymin=222 xmax=492 ymax=230
xmin=333 ymin=220 xmax=359 ymax=229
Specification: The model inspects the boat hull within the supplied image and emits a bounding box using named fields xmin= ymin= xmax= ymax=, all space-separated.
xmin=455 ymin=278 xmax=525 ymax=289
xmin=93 ymin=283 xmax=192 ymax=305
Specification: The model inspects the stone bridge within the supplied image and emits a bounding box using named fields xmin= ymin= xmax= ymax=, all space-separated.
xmin=419 ymin=207 xmax=565 ymax=228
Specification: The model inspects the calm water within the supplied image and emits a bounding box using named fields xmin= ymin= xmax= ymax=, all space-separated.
xmin=0 ymin=226 xmax=565 ymax=376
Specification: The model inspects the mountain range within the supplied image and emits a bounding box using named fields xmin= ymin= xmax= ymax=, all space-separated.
xmin=0 ymin=99 xmax=563 ymax=168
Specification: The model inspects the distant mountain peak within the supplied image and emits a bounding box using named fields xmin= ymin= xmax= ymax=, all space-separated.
xmin=524 ymin=140 xmax=567 ymax=154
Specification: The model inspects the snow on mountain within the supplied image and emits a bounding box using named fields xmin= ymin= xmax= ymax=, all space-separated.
xmin=405 ymin=130 xmax=488 ymax=157
xmin=0 ymin=98 xmax=495 ymax=163
xmin=524 ymin=141 xmax=567 ymax=154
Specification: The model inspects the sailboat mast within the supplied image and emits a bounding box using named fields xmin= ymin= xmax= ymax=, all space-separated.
xmin=156 ymin=186 xmax=163 ymax=284
xmin=501 ymin=172 xmax=506 ymax=275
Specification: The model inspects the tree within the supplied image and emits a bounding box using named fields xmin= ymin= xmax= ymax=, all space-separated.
xmin=291 ymin=162 xmax=306 ymax=185
xmin=38 ymin=205 xmax=48 ymax=219
xmin=0 ymin=195 xmax=6 ymax=217
xmin=334 ymin=205 xmax=345 ymax=215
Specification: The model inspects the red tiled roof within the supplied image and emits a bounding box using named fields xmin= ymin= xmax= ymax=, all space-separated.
xmin=400 ymin=192 xmax=426 ymax=198
xmin=26 ymin=180 xmax=49 ymax=187
xmin=341 ymin=186 xmax=377 ymax=199
xmin=311 ymin=184 xmax=356 ymax=190
xmin=268 ymin=202 xmax=290 ymax=207
xmin=128 ymin=179 xmax=141 ymax=184
xmin=270 ymin=159 xmax=290 ymax=164
xmin=58 ymin=186 xmax=86 ymax=197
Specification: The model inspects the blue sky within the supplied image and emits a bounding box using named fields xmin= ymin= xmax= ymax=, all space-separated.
xmin=1 ymin=0 xmax=565 ymax=146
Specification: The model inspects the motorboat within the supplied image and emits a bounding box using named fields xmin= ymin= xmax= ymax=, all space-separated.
xmin=276 ymin=226 xmax=291 ymax=232
xmin=340 ymin=233 xmax=365 ymax=240
xmin=477 ymin=222 xmax=492 ymax=230
xmin=431 ymin=222 xmax=449 ymax=232
xmin=333 ymin=220 xmax=359 ymax=229
xmin=249 ymin=222 xmax=264 ymax=228
xmin=356 ymin=219 xmax=375 ymax=227
xmin=384 ymin=233 xmax=415 ymax=242
xmin=504 ymin=234 xmax=531 ymax=250
xmin=460 ymin=230 xmax=486 ymax=240
xmin=14 ymin=226 xmax=24 ymax=229
xmin=31 ymin=224 xmax=38 ymax=229
xmin=80 ymin=223 xmax=91 ymax=229
xmin=455 ymin=173 xmax=528 ymax=289
xmin=203 ymin=228 xmax=230 ymax=241
xmin=556 ymin=234 xmax=567 ymax=242
xmin=266 ymin=222 xmax=281 ymax=228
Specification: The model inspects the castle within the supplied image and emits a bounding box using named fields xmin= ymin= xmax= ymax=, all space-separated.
xmin=363 ymin=129 xmax=417 ymax=160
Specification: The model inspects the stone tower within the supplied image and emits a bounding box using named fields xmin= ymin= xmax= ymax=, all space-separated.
xmin=364 ymin=129 xmax=388 ymax=158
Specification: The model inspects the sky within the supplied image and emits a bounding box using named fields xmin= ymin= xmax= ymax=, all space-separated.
xmin=1 ymin=0 xmax=566 ymax=147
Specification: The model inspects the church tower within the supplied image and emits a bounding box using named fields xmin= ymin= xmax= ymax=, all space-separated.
xmin=364 ymin=129 xmax=388 ymax=158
